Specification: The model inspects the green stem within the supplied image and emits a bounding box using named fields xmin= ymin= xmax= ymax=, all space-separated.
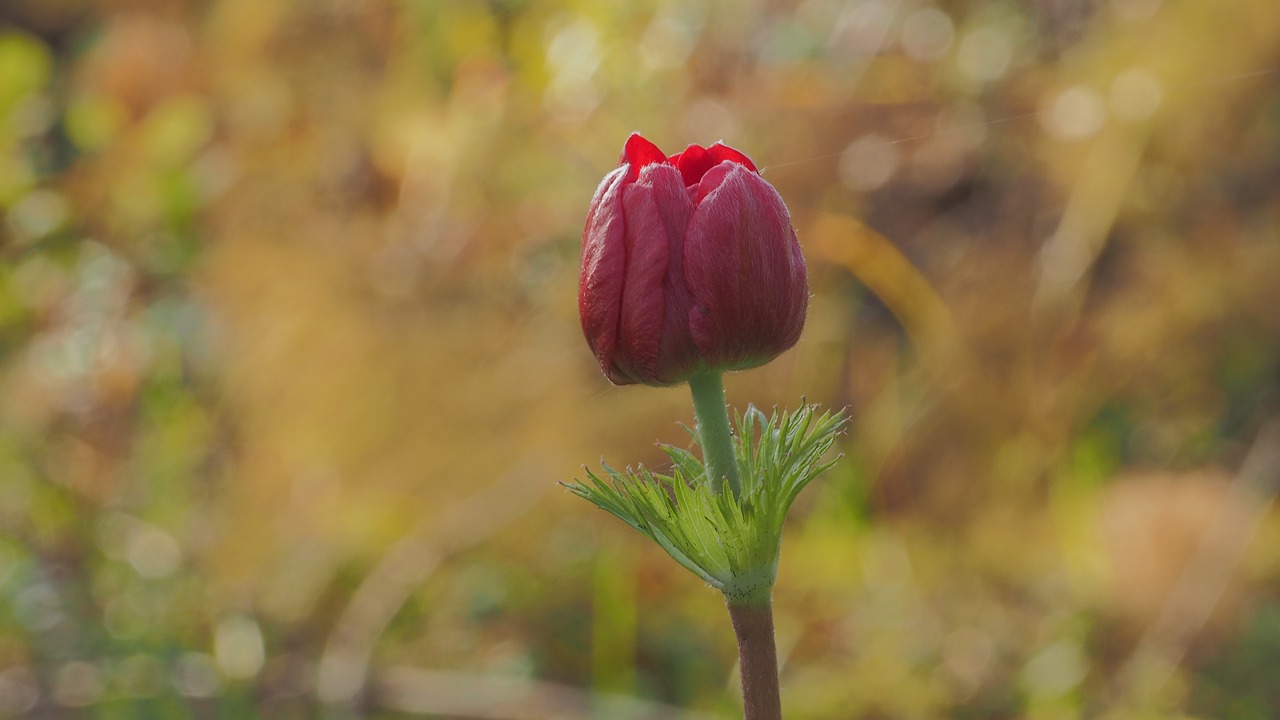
xmin=727 ymin=600 xmax=782 ymax=720
xmin=688 ymin=370 xmax=741 ymax=498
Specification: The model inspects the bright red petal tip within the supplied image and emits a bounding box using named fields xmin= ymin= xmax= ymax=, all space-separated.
xmin=621 ymin=133 xmax=669 ymax=182
xmin=707 ymin=142 xmax=758 ymax=173
xmin=672 ymin=144 xmax=717 ymax=187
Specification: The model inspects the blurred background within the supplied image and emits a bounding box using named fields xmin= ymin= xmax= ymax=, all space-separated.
xmin=1 ymin=0 xmax=1279 ymax=717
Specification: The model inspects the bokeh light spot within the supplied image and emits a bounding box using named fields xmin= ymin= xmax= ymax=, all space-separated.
xmin=1043 ymin=85 xmax=1107 ymax=139
xmin=840 ymin=134 xmax=900 ymax=191
xmin=1021 ymin=640 xmax=1088 ymax=698
xmin=957 ymin=26 xmax=1013 ymax=83
xmin=0 ymin=667 xmax=39 ymax=714
xmin=53 ymin=661 xmax=104 ymax=708
xmin=830 ymin=0 xmax=897 ymax=57
xmin=1110 ymin=67 xmax=1163 ymax=123
xmin=544 ymin=17 xmax=601 ymax=122
xmin=901 ymin=7 xmax=955 ymax=62
xmin=126 ymin=523 xmax=182 ymax=579
xmin=9 ymin=189 xmax=69 ymax=240
xmin=215 ymin=615 xmax=266 ymax=679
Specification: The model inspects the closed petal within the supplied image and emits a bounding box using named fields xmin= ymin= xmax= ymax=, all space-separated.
xmin=579 ymin=166 xmax=628 ymax=377
xmin=684 ymin=163 xmax=808 ymax=369
xmin=645 ymin=165 xmax=699 ymax=383
xmin=612 ymin=163 xmax=697 ymax=384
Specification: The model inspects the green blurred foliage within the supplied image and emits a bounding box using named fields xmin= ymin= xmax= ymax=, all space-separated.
xmin=0 ymin=0 xmax=1278 ymax=717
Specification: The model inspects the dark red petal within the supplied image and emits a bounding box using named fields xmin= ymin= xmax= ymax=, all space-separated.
xmin=579 ymin=166 xmax=629 ymax=378
xmin=671 ymin=144 xmax=717 ymax=187
xmin=691 ymin=161 xmax=734 ymax=204
xmin=611 ymin=182 xmax=670 ymax=383
xmin=609 ymin=163 xmax=698 ymax=385
xmin=621 ymin=133 xmax=669 ymax=182
xmin=643 ymin=165 xmax=699 ymax=383
xmin=707 ymin=142 xmax=759 ymax=173
xmin=683 ymin=165 xmax=807 ymax=370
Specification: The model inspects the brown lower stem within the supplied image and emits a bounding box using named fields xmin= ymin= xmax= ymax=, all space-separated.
xmin=727 ymin=601 xmax=782 ymax=720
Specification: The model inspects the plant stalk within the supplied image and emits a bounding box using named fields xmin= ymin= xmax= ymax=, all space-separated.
xmin=688 ymin=370 xmax=741 ymax=498
xmin=727 ymin=600 xmax=782 ymax=720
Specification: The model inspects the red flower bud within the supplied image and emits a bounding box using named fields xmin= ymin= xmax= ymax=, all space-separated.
xmin=580 ymin=133 xmax=808 ymax=386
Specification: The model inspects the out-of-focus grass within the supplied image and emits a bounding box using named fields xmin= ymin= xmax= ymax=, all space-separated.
xmin=0 ymin=0 xmax=1278 ymax=717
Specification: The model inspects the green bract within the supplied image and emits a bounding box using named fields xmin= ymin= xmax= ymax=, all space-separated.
xmin=565 ymin=404 xmax=845 ymax=605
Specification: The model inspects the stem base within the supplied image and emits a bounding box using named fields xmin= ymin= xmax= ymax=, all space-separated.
xmin=727 ymin=601 xmax=782 ymax=720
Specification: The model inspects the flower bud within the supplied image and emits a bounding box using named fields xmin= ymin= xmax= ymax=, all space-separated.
xmin=579 ymin=133 xmax=808 ymax=386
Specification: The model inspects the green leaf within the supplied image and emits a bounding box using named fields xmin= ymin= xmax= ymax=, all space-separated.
xmin=563 ymin=403 xmax=847 ymax=604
